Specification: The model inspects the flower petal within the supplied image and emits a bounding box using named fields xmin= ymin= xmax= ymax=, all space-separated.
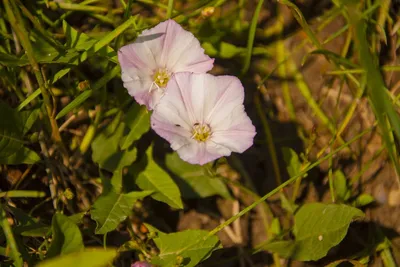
xmin=176 ymin=141 xmax=226 ymax=166
xmin=161 ymin=20 xmax=214 ymax=73
xmin=151 ymin=73 xmax=255 ymax=165
xmin=210 ymin=105 xmax=256 ymax=153
xmin=118 ymin=20 xmax=214 ymax=110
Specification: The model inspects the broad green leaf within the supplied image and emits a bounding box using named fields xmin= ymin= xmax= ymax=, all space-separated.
xmin=110 ymin=170 xmax=123 ymax=194
xmin=47 ymin=213 xmax=84 ymax=258
xmin=63 ymin=21 xmax=97 ymax=51
xmin=292 ymin=203 xmax=364 ymax=261
xmin=352 ymin=194 xmax=374 ymax=208
xmin=0 ymin=102 xmax=40 ymax=164
xmin=265 ymin=203 xmax=364 ymax=261
xmin=92 ymin=121 xmax=137 ymax=172
xmin=136 ymin=147 xmax=183 ymax=209
xmin=68 ymin=212 xmax=87 ymax=225
xmin=282 ymin=147 xmax=302 ymax=177
xmin=91 ymin=190 xmax=152 ymax=234
xmin=333 ymin=170 xmax=350 ymax=202
xmin=37 ymin=249 xmax=118 ymax=267
xmin=264 ymin=240 xmax=296 ymax=259
xmin=151 ymin=230 xmax=221 ymax=267
xmin=219 ymin=42 xmax=243 ymax=59
xmin=121 ymin=105 xmax=150 ymax=150
xmin=165 ymin=153 xmax=231 ymax=199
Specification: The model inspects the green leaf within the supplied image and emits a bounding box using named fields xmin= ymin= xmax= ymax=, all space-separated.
xmin=265 ymin=203 xmax=364 ymax=261
xmin=121 ymin=104 xmax=150 ymax=150
xmin=63 ymin=21 xmax=97 ymax=51
xmin=264 ymin=240 xmax=296 ymax=259
xmin=136 ymin=147 xmax=183 ymax=209
xmin=352 ymin=194 xmax=374 ymax=208
xmin=282 ymin=147 xmax=302 ymax=177
xmin=0 ymin=102 xmax=40 ymax=164
xmin=219 ymin=42 xmax=244 ymax=59
xmin=333 ymin=170 xmax=350 ymax=202
xmin=47 ymin=213 xmax=84 ymax=258
xmin=151 ymin=230 xmax=221 ymax=267
xmin=91 ymin=190 xmax=152 ymax=234
xmin=165 ymin=153 xmax=231 ymax=199
xmin=92 ymin=121 xmax=137 ymax=172
xmin=0 ymin=52 xmax=29 ymax=67
xmin=19 ymin=108 xmax=40 ymax=135
xmin=37 ymin=249 xmax=118 ymax=267
xmin=280 ymin=193 xmax=298 ymax=214
xmin=292 ymin=203 xmax=364 ymax=261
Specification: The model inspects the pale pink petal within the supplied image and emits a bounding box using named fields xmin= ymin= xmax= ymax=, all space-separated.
xmin=176 ymin=141 xmax=224 ymax=166
xmin=120 ymin=68 xmax=156 ymax=108
xmin=151 ymin=73 xmax=255 ymax=165
xmin=161 ymin=20 xmax=214 ymax=73
xmin=118 ymin=20 xmax=214 ymax=109
xmin=151 ymin=114 xmax=191 ymax=151
xmin=210 ymin=106 xmax=256 ymax=153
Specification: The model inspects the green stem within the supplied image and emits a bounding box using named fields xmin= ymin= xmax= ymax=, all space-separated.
xmin=0 ymin=205 xmax=23 ymax=267
xmin=254 ymin=93 xmax=283 ymax=186
xmin=241 ymin=0 xmax=264 ymax=74
xmin=167 ymin=0 xmax=174 ymax=18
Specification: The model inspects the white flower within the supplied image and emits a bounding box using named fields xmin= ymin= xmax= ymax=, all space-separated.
xmin=118 ymin=19 xmax=214 ymax=110
xmin=151 ymin=73 xmax=256 ymax=165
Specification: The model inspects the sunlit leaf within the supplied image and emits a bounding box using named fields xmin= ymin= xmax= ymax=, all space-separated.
xmin=333 ymin=170 xmax=350 ymax=202
xmin=121 ymin=104 xmax=150 ymax=150
xmin=165 ymin=152 xmax=231 ymax=199
xmin=47 ymin=213 xmax=84 ymax=258
xmin=91 ymin=190 xmax=152 ymax=234
xmin=282 ymin=147 xmax=302 ymax=178
xmin=92 ymin=120 xmax=137 ymax=172
xmin=63 ymin=21 xmax=97 ymax=51
xmin=151 ymin=229 xmax=221 ymax=267
xmin=136 ymin=147 xmax=183 ymax=209
xmin=37 ymin=249 xmax=118 ymax=267
xmin=266 ymin=203 xmax=364 ymax=261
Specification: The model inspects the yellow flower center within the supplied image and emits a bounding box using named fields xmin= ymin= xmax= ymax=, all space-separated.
xmin=153 ymin=68 xmax=170 ymax=88
xmin=191 ymin=123 xmax=212 ymax=142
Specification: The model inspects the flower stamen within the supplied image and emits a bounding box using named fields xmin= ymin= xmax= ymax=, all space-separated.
xmin=191 ymin=123 xmax=211 ymax=142
xmin=153 ymin=68 xmax=170 ymax=88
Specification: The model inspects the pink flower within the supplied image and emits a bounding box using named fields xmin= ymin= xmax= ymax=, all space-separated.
xmin=118 ymin=19 xmax=214 ymax=110
xmin=151 ymin=73 xmax=256 ymax=165
xmin=131 ymin=261 xmax=151 ymax=267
